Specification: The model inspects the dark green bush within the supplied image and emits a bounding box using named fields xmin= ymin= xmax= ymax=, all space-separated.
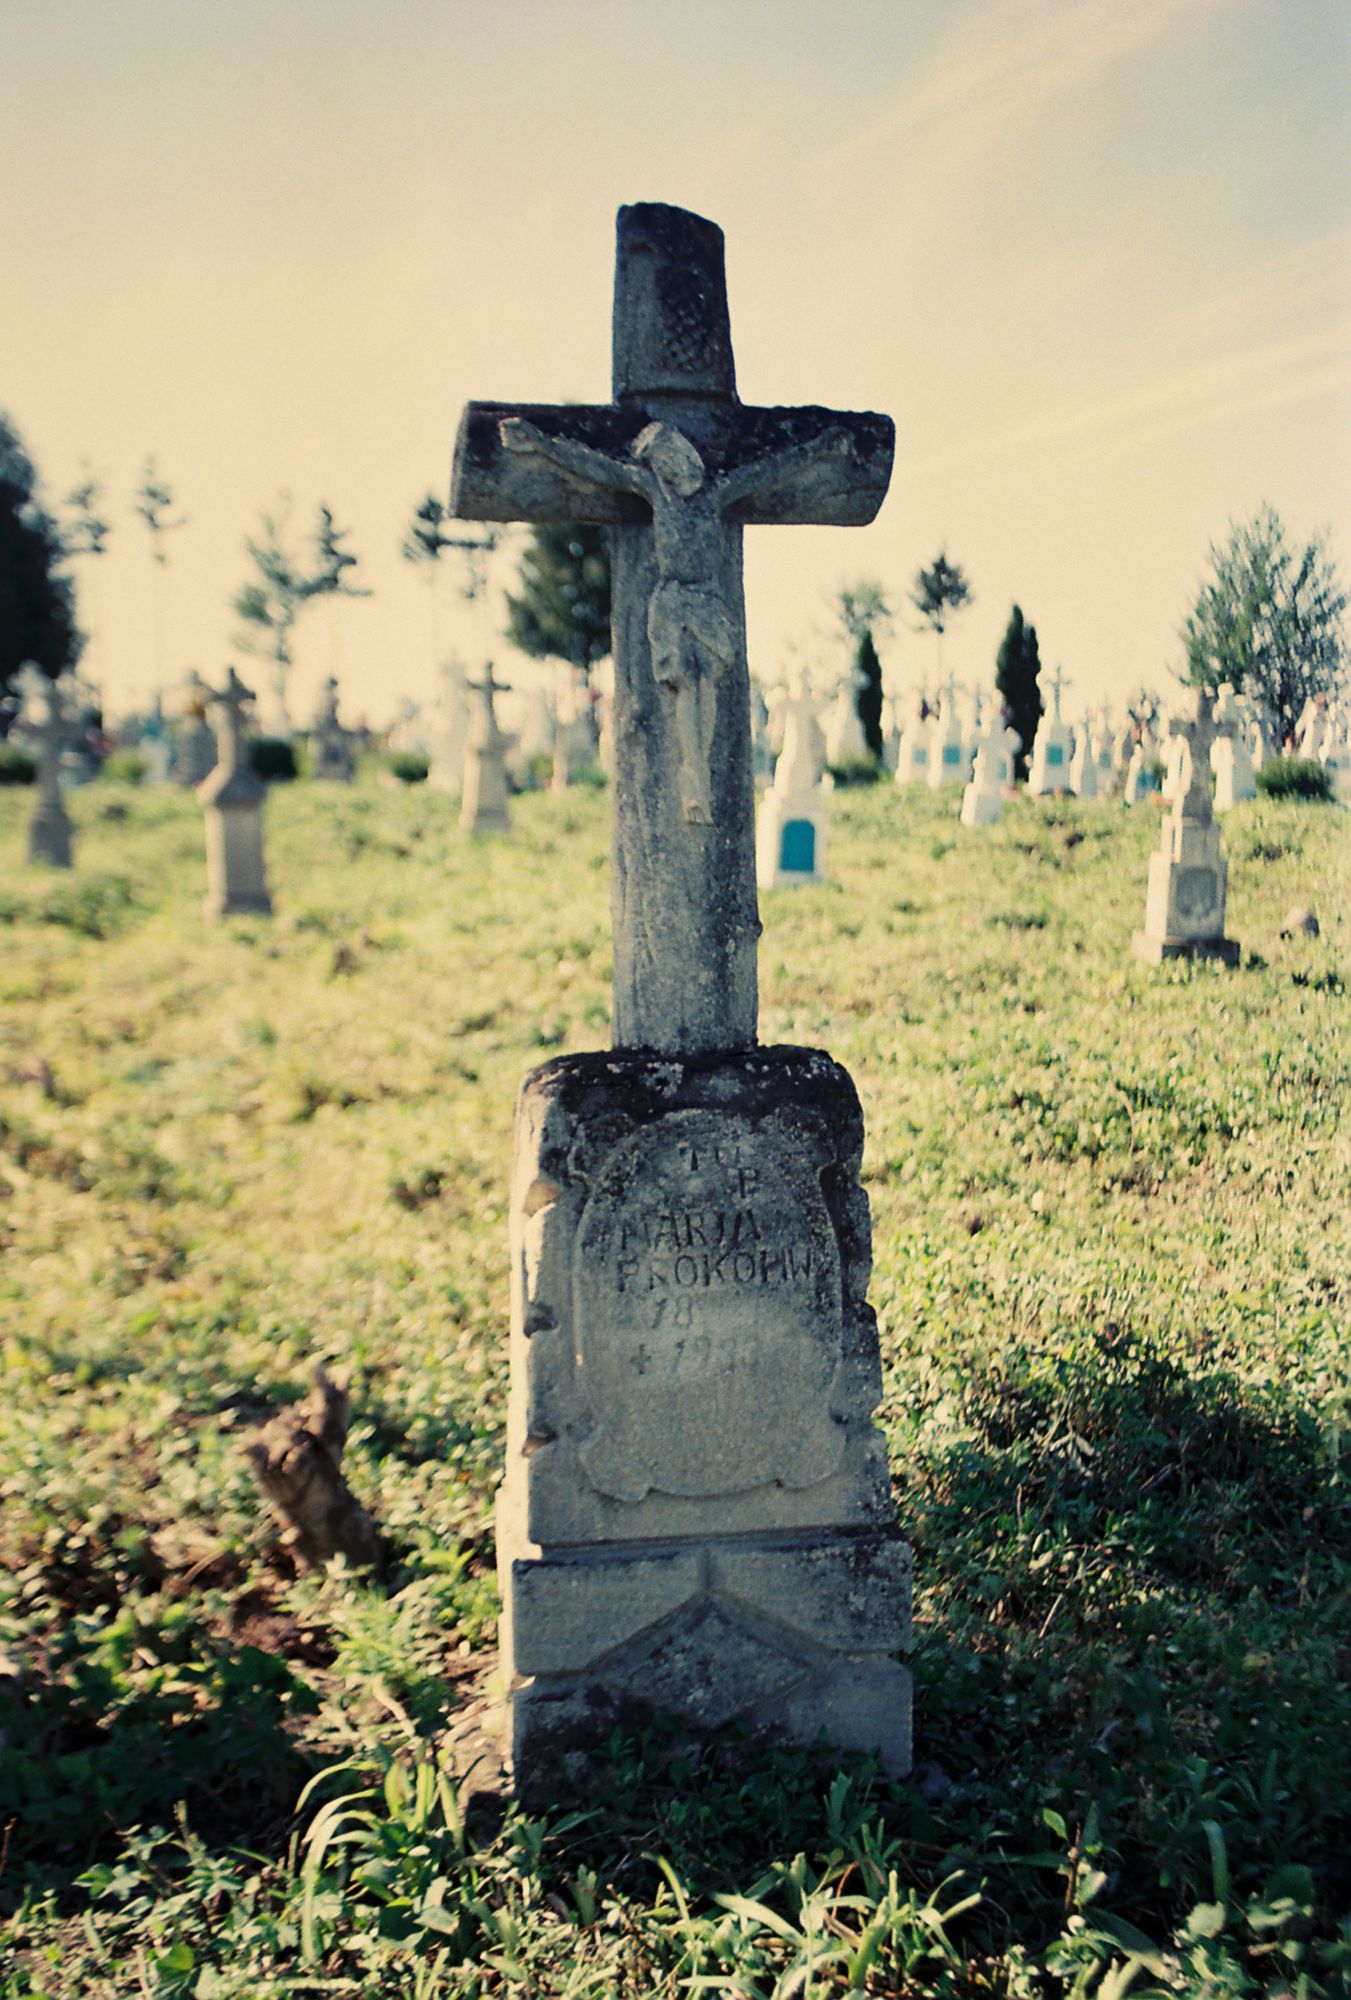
xmin=249 ymin=736 xmax=299 ymax=782
xmin=826 ymin=756 xmax=882 ymax=787
xmin=1256 ymin=757 xmax=1333 ymax=802
xmin=100 ymin=750 xmax=147 ymax=785
xmin=387 ymin=750 xmax=430 ymax=785
xmin=0 ymin=743 xmax=36 ymax=785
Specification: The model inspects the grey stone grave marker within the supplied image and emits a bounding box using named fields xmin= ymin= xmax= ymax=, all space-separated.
xmin=20 ymin=672 xmax=75 ymax=868
xmin=23 ymin=668 xmax=74 ymax=869
xmin=1134 ymin=687 xmax=1238 ymax=964
xmin=198 ymin=667 xmax=273 ymax=919
xmin=460 ymin=660 xmax=514 ymax=833
xmin=451 ymin=201 xmax=910 ymax=1790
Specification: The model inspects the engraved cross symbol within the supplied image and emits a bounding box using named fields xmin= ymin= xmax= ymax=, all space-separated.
xmin=451 ymin=202 xmax=893 ymax=1057
xmin=1168 ymin=687 xmax=1232 ymax=826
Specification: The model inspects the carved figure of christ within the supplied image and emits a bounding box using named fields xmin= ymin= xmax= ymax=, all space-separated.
xmin=501 ymin=416 xmax=850 ymax=825
xmin=451 ymin=202 xmax=893 ymax=1055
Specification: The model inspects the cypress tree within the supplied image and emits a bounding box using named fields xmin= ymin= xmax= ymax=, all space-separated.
xmin=995 ymin=603 xmax=1042 ymax=781
xmin=855 ymin=628 xmax=884 ymax=761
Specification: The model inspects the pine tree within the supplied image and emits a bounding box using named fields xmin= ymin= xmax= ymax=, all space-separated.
xmin=505 ymin=523 xmax=611 ymax=674
xmin=995 ymin=603 xmax=1042 ymax=781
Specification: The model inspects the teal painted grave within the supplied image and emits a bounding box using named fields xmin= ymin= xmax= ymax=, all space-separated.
xmin=780 ymin=819 xmax=816 ymax=873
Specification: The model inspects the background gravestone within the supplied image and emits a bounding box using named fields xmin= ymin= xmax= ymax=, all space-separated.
xmin=451 ymin=201 xmax=910 ymax=1790
xmin=22 ymin=668 xmax=74 ymax=869
xmin=757 ymin=678 xmax=828 ymax=888
xmin=1134 ymin=687 xmax=1238 ymax=964
xmin=198 ymin=667 xmax=273 ymax=920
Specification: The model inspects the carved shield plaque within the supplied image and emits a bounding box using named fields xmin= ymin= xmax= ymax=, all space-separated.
xmin=573 ymin=1110 xmax=845 ymax=1502
xmin=1175 ymin=866 xmax=1219 ymax=921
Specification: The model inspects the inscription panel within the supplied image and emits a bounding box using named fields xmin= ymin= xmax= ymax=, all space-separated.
xmin=1174 ymin=865 xmax=1219 ymax=921
xmin=574 ymin=1109 xmax=844 ymax=1502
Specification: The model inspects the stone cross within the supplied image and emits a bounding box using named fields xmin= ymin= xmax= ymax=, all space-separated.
xmin=206 ymin=667 xmax=254 ymax=776
xmin=198 ymin=667 xmax=272 ymax=918
xmin=1046 ymin=663 xmax=1071 ymax=719
xmin=1135 ymin=685 xmax=1239 ymax=964
xmin=1167 ymin=687 xmax=1231 ymax=828
xmin=451 ymin=202 xmax=892 ymax=1055
xmin=24 ymin=669 xmax=74 ymax=869
xmin=461 ymin=660 xmax=514 ymax=834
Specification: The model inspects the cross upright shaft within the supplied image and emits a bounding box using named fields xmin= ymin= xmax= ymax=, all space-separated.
xmin=451 ymin=202 xmax=894 ymax=1055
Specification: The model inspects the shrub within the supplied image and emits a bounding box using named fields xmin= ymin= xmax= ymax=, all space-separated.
xmin=100 ymin=750 xmax=147 ymax=785
xmin=249 ymin=736 xmax=299 ymax=782
xmin=387 ymin=750 xmax=430 ymax=785
xmin=826 ymin=756 xmax=882 ymax=788
xmin=1256 ymin=757 xmax=1334 ymax=801
xmin=0 ymin=743 xmax=36 ymax=785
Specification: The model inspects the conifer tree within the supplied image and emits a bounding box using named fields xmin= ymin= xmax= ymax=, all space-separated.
xmin=835 ymin=578 xmax=890 ymax=763
xmin=995 ymin=603 xmax=1042 ymax=780
xmin=0 ymin=414 xmax=80 ymax=726
xmin=505 ymin=523 xmax=611 ymax=675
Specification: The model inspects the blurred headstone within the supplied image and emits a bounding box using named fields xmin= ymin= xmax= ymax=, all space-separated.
xmin=460 ymin=662 xmax=514 ymax=833
xmin=22 ymin=668 xmax=74 ymax=869
xmin=757 ymin=677 xmax=828 ymax=886
xmin=198 ymin=667 xmax=273 ymax=919
xmin=1134 ymin=688 xmax=1237 ymax=964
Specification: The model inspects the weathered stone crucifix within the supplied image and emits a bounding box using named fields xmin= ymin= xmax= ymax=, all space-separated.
xmin=1167 ymin=685 xmax=1231 ymax=829
xmin=451 ymin=202 xmax=893 ymax=1055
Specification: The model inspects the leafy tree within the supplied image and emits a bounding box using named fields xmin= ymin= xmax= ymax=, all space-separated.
xmin=233 ymin=502 xmax=368 ymax=725
xmin=402 ymin=495 xmax=496 ymax=603
xmin=1181 ymin=505 xmax=1347 ymax=741
xmin=909 ymin=550 xmax=973 ymax=676
xmin=135 ymin=458 xmax=188 ymax=682
xmin=994 ymin=604 xmax=1042 ymax=780
xmin=61 ymin=472 xmax=111 ymax=686
xmin=0 ymin=414 xmax=80 ymax=731
xmin=62 ymin=473 xmax=111 ymax=558
xmin=835 ymin=579 xmax=891 ymax=762
xmin=505 ymin=523 xmax=611 ymax=675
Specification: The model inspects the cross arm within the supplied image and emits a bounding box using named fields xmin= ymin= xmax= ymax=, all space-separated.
xmin=719 ymin=407 xmax=894 ymax=526
xmin=452 ymin=403 xmax=652 ymax=525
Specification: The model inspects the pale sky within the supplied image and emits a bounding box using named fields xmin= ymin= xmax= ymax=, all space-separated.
xmin=3 ymin=0 xmax=1349 ymax=727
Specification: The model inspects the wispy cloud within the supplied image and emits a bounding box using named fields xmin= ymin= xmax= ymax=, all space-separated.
xmin=826 ymin=0 xmax=1229 ymax=171
xmin=908 ymin=315 xmax=1351 ymax=477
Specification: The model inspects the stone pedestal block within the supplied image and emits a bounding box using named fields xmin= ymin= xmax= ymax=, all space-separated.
xmin=27 ymin=795 xmax=73 ymax=868
xmin=202 ymin=802 xmax=272 ymax=918
xmin=1134 ymin=819 xmax=1235 ymax=963
xmin=461 ymin=747 xmax=511 ymax=832
xmin=495 ymin=1047 xmax=911 ymax=1789
xmin=756 ymin=788 xmax=828 ymax=888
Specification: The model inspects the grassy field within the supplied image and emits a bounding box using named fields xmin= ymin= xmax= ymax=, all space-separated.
xmin=0 ymin=772 xmax=1347 ymax=1998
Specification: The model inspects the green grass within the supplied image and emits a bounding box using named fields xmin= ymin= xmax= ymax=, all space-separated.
xmin=1 ymin=777 xmax=1348 ymax=1998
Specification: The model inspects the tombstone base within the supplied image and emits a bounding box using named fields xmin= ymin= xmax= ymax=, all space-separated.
xmin=205 ymin=890 xmax=274 ymax=920
xmin=495 ymin=1045 xmax=912 ymax=1797
xmin=756 ymin=791 xmax=827 ymax=889
xmin=1133 ymin=931 xmax=1239 ymax=966
xmin=27 ymin=803 xmax=73 ymax=869
xmin=960 ymin=785 xmax=1001 ymax=828
xmin=498 ymin=1531 xmax=911 ymax=1799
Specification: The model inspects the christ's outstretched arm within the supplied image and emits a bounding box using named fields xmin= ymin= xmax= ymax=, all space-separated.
xmin=499 ymin=418 xmax=653 ymax=502
xmin=715 ymin=425 xmax=853 ymax=511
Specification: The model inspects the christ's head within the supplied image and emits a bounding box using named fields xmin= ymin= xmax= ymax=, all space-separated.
xmin=633 ymin=422 xmax=705 ymax=498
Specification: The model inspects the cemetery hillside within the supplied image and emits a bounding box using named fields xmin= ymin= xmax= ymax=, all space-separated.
xmin=4 ymin=5 xmax=1351 ymax=1993
xmin=1 ymin=774 xmax=1347 ymax=1995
